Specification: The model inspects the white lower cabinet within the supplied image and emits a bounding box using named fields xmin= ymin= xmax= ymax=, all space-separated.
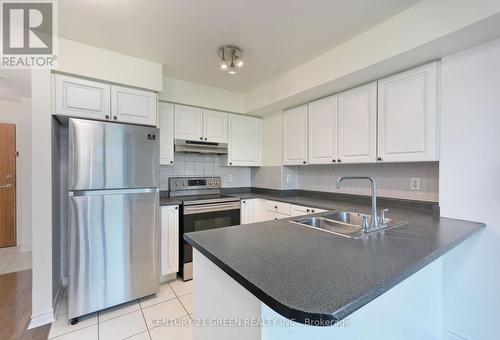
xmin=240 ymin=199 xmax=255 ymax=224
xmin=160 ymin=205 xmax=179 ymax=281
xmin=240 ymin=199 xmax=326 ymax=224
xmin=290 ymin=204 xmax=326 ymax=217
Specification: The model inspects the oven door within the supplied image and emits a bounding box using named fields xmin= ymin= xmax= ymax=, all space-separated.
xmin=181 ymin=201 xmax=240 ymax=280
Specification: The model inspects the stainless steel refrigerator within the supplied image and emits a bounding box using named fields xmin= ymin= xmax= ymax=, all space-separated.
xmin=67 ymin=118 xmax=160 ymax=320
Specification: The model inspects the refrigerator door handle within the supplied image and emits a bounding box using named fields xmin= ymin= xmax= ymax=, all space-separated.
xmin=69 ymin=188 xmax=159 ymax=197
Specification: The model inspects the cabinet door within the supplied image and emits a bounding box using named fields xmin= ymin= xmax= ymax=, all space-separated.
xmin=283 ymin=105 xmax=308 ymax=165
xmin=159 ymin=102 xmax=175 ymax=165
xmin=377 ymin=62 xmax=438 ymax=162
xmin=160 ymin=205 xmax=179 ymax=278
xmin=338 ymin=83 xmax=377 ymax=163
xmin=203 ymin=109 xmax=228 ymax=143
xmin=308 ymin=96 xmax=338 ymax=164
xmin=227 ymin=115 xmax=262 ymax=166
xmin=174 ymin=104 xmax=203 ymax=141
xmin=240 ymin=199 xmax=253 ymax=225
xmin=111 ymin=85 xmax=157 ymax=126
xmin=54 ymin=74 xmax=111 ymax=120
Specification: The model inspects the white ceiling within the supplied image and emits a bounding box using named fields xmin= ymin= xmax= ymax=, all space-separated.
xmin=59 ymin=0 xmax=420 ymax=93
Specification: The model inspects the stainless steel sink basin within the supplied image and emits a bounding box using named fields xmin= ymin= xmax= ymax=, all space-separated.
xmin=292 ymin=217 xmax=365 ymax=239
xmin=292 ymin=211 xmax=408 ymax=239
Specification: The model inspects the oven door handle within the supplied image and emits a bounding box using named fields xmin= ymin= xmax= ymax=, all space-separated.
xmin=184 ymin=202 xmax=241 ymax=215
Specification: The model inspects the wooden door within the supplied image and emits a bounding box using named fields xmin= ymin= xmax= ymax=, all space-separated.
xmin=0 ymin=123 xmax=16 ymax=248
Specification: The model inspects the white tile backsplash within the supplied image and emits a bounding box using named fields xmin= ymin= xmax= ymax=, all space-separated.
xmin=250 ymin=162 xmax=439 ymax=202
xmin=160 ymin=153 xmax=251 ymax=190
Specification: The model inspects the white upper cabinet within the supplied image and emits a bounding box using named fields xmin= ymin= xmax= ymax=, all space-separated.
xmin=377 ymin=62 xmax=439 ymax=162
xmin=174 ymin=105 xmax=228 ymax=143
xmin=111 ymin=85 xmax=157 ymax=126
xmin=174 ymin=104 xmax=204 ymax=141
xmin=159 ymin=102 xmax=175 ymax=165
xmin=338 ymin=83 xmax=377 ymax=163
xmin=308 ymin=95 xmax=338 ymax=164
xmin=54 ymin=74 xmax=157 ymax=126
xmin=227 ymin=115 xmax=262 ymax=167
xmin=160 ymin=205 xmax=179 ymax=280
xmin=54 ymin=74 xmax=111 ymax=120
xmin=283 ymin=105 xmax=308 ymax=165
xmin=203 ymin=109 xmax=228 ymax=143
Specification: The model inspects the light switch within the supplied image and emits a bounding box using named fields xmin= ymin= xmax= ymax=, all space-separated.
xmin=228 ymin=174 xmax=233 ymax=183
xmin=410 ymin=177 xmax=421 ymax=191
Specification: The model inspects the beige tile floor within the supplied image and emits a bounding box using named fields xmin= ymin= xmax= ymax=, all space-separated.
xmin=0 ymin=246 xmax=32 ymax=274
xmin=49 ymin=277 xmax=193 ymax=340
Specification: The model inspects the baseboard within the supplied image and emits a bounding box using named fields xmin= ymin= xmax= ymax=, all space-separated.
xmin=28 ymin=309 xmax=55 ymax=329
xmin=442 ymin=329 xmax=469 ymax=340
xmin=20 ymin=244 xmax=32 ymax=252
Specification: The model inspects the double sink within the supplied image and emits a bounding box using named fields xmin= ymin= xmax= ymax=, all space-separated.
xmin=292 ymin=211 xmax=407 ymax=239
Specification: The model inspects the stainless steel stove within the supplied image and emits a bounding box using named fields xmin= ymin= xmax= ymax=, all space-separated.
xmin=169 ymin=177 xmax=240 ymax=281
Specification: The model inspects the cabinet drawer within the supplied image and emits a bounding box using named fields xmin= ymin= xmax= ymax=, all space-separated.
xmin=266 ymin=211 xmax=289 ymax=221
xmin=265 ymin=200 xmax=290 ymax=216
xmin=290 ymin=204 xmax=326 ymax=217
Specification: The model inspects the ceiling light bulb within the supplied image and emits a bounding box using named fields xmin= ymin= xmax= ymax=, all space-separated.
xmin=220 ymin=60 xmax=228 ymax=70
xmin=237 ymin=60 xmax=244 ymax=68
xmin=228 ymin=60 xmax=236 ymax=74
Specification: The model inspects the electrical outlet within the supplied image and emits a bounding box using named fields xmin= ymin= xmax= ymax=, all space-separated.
xmin=410 ymin=177 xmax=421 ymax=191
xmin=286 ymin=174 xmax=292 ymax=184
xmin=228 ymin=174 xmax=233 ymax=183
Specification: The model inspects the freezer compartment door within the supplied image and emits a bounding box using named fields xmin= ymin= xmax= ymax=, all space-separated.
xmin=68 ymin=118 xmax=159 ymax=190
xmin=68 ymin=189 xmax=159 ymax=319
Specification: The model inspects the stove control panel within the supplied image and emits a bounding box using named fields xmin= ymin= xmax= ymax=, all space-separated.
xmin=169 ymin=177 xmax=221 ymax=192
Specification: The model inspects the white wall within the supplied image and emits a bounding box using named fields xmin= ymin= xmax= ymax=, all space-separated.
xmin=30 ymin=69 xmax=54 ymax=328
xmin=160 ymin=77 xmax=245 ymax=113
xmin=261 ymin=111 xmax=282 ymax=166
xmin=30 ymin=38 xmax=166 ymax=327
xmin=0 ymin=97 xmax=32 ymax=251
xmin=56 ymin=38 xmax=163 ymax=92
xmin=440 ymin=38 xmax=500 ymax=340
xmin=246 ymin=0 xmax=500 ymax=115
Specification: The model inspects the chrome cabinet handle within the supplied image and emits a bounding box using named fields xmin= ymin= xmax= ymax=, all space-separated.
xmin=0 ymin=183 xmax=13 ymax=188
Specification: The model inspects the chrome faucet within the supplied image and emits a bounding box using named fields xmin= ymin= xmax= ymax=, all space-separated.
xmin=336 ymin=176 xmax=379 ymax=229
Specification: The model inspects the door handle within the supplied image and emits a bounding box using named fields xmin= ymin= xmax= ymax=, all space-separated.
xmin=0 ymin=184 xmax=12 ymax=189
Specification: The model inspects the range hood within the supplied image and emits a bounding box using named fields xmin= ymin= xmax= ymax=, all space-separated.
xmin=174 ymin=139 xmax=228 ymax=154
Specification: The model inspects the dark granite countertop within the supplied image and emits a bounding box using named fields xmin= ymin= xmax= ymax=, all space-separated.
xmin=184 ymin=189 xmax=484 ymax=325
